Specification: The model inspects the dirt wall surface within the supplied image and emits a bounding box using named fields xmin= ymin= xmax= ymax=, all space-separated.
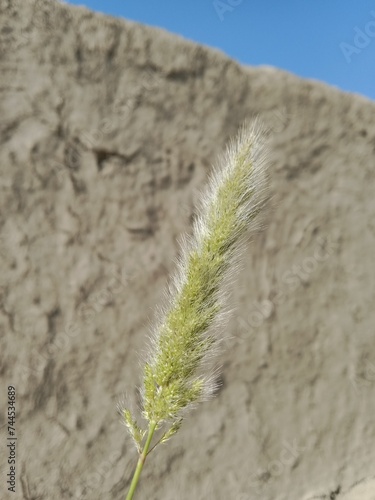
xmin=1 ymin=1 xmax=375 ymax=499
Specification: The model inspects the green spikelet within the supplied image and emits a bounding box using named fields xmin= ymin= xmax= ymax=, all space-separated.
xmin=141 ymin=120 xmax=269 ymax=427
xmin=123 ymin=409 xmax=147 ymax=453
xmin=122 ymin=120 xmax=269 ymax=500
xmin=160 ymin=418 xmax=183 ymax=444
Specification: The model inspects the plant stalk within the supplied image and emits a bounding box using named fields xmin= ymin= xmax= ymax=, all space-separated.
xmin=125 ymin=421 xmax=157 ymax=500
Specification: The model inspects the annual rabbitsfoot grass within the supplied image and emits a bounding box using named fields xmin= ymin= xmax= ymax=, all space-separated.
xmin=118 ymin=120 xmax=270 ymax=500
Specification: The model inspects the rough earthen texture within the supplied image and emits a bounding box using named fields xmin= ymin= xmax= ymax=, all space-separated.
xmin=1 ymin=1 xmax=375 ymax=499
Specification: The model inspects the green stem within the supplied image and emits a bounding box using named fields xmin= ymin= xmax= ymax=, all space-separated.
xmin=125 ymin=421 xmax=157 ymax=500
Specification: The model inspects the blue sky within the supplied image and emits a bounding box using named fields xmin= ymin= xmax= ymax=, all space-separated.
xmin=65 ymin=0 xmax=375 ymax=102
